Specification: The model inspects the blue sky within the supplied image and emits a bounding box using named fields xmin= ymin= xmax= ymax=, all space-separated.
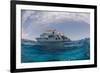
xmin=21 ymin=10 xmax=90 ymax=41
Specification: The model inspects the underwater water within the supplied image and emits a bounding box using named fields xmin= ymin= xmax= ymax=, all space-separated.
xmin=21 ymin=38 xmax=90 ymax=63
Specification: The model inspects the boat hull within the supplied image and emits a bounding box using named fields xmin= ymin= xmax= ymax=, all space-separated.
xmin=38 ymin=41 xmax=64 ymax=49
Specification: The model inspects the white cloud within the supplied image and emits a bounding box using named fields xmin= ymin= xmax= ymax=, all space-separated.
xmin=22 ymin=10 xmax=90 ymax=26
xmin=21 ymin=10 xmax=90 ymax=40
xmin=33 ymin=11 xmax=90 ymax=24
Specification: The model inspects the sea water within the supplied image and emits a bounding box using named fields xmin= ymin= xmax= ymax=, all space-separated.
xmin=21 ymin=39 xmax=90 ymax=63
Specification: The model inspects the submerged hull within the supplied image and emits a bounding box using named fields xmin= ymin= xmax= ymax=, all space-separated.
xmin=36 ymin=40 xmax=83 ymax=49
xmin=37 ymin=41 xmax=65 ymax=49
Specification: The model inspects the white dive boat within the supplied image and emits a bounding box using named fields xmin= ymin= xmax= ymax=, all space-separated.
xmin=36 ymin=29 xmax=71 ymax=49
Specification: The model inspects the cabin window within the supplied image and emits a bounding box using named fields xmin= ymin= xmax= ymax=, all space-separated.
xmin=55 ymin=38 xmax=57 ymax=40
xmin=48 ymin=35 xmax=54 ymax=38
xmin=57 ymin=35 xmax=60 ymax=39
xmin=45 ymin=38 xmax=48 ymax=40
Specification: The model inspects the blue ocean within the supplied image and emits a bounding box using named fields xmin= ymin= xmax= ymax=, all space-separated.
xmin=21 ymin=38 xmax=90 ymax=63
